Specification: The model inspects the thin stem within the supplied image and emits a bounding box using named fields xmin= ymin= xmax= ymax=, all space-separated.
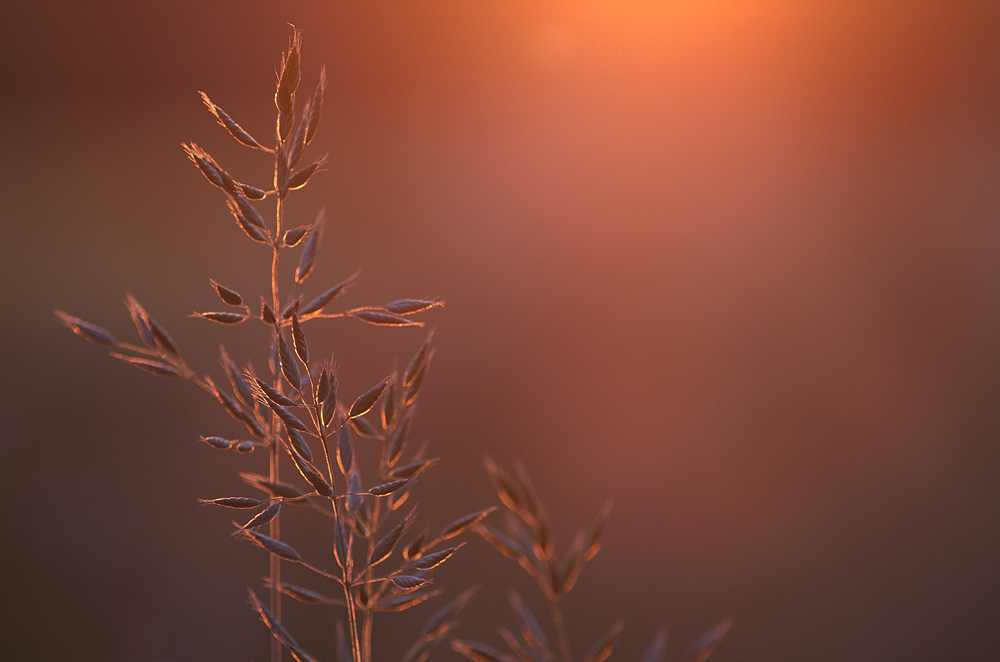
xmin=269 ymin=433 xmax=282 ymax=662
xmin=344 ymin=579 xmax=363 ymax=662
xmin=361 ymin=605 xmax=374 ymax=662
xmin=360 ymin=497 xmax=383 ymax=662
xmin=550 ymin=598 xmax=572 ymax=662
xmin=269 ymin=180 xmax=285 ymax=662
xmin=272 ymin=202 xmax=282 ymax=318
xmin=317 ymin=419 xmax=362 ymax=662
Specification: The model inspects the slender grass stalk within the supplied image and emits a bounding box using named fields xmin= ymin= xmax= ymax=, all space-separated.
xmin=270 ymin=195 xmax=284 ymax=662
xmin=550 ymin=599 xmax=572 ymax=662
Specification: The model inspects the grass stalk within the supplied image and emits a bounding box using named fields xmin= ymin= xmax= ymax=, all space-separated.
xmin=270 ymin=224 xmax=283 ymax=662
xmin=550 ymin=599 xmax=572 ymax=662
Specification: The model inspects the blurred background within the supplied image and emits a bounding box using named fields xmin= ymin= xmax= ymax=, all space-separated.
xmin=3 ymin=1 xmax=999 ymax=660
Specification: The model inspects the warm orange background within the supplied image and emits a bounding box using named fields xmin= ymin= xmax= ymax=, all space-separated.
xmin=3 ymin=2 xmax=999 ymax=661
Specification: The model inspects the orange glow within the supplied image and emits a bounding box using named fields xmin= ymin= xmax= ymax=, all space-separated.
xmin=9 ymin=2 xmax=1000 ymax=661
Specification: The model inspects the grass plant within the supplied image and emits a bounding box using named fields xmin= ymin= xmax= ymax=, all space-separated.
xmin=56 ymin=28 xmax=731 ymax=662
xmin=450 ymin=458 xmax=732 ymax=662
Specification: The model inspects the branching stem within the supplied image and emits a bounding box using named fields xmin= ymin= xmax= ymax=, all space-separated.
xmin=550 ymin=598 xmax=572 ymax=662
xmin=269 ymin=177 xmax=285 ymax=662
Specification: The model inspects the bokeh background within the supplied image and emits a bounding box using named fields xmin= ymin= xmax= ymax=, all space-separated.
xmin=3 ymin=1 xmax=999 ymax=661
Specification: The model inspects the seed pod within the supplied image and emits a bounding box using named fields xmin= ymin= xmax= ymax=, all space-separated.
xmin=368 ymin=479 xmax=408 ymax=497
xmin=201 ymin=437 xmax=236 ymax=451
xmin=582 ymin=621 xmax=624 ymax=662
xmin=210 ymin=280 xmax=244 ymax=307
xmin=287 ymin=442 xmax=333 ymax=497
xmin=679 ymin=617 xmax=733 ymax=662
xmin=583 ymin=501 xmax=613 ymax=562
xmin=280 ymin=296 xmax=301 ymax=320
xmin=497 ymin=627 xmax=544 ymax=662
xmin=294 ymin=209 xmax=325 ymax=284
xmin=349 ymin=309 xmax=420 ymax=327
xmin=200 ymin=436 xmax=235 ymax=450
xmin=391 ymin=575 xmax=429 ymax=590
xmin=483 ymin=455 xmax=525 ymax=515
xmin=333 ymin=516 xmax=350 ymax=569
xmin=234 ymin=195 xmax=267 ymax=232
xmin=240 ymin=472 xmax=306 ymax=500
xmin=377 ymin=589 xmax=440 ymax=613
xmin=508 ymin=591 xmax=551 ymax=658
xmin=316 ymin=365 xmax=332 ymax=404
xmin=200 ymin=91 xmax=270 ymax=151
xmin=227 ymin=199 xmax=270 ymax=244
xmin=242 ymin=528 xmax=301 ymax=561
xmin=560 ymin=535 xmax=585 ymax=595
xmin=387 ymin=486 xmax=410 ymax=512
xmin=247 ymin=588 xmax=297 ymax=652
xmin=253 ymin=377 xmax=297 ymax=408
xmin=349 ymin=416 xmax=380 ymax=439
xmin=244 ymin=502 xmax=281 ymax=529
xmin=264 ymin=399 xmax=309 ymax=432
xmin=275 ymin=330 xmax=301 ymax=391
xmin=109 ymin=352 xmax=181 ymax=378
xmin=290 ymin=314 xmax=307 ymax=364
xmin=387 ymin=414 xmax=411 ymax=467
xmin=369 ymin=508 xmax=415 ymax=567
xmin=286 ymin=425 xmax=313 ymax=463
xmin=194 ymin=311 xmax=248 ymax=324
xmin=211 ymin=384 xmax=265 ymax=439
xmin=183 ymin=143 xmax=237 ymax=194
xmin=304 ymin=67 xmax=326 ymax=145
xmin=199 ymin=497 xmax=264 ymax=508
xmin=404 ymin=357 xmax=430 ymax=405
xmin=219 ymin=346 xmax=256 ymax=410
xmin=282 ymin=225 xmax=310 ymax=247
xmin=273 ymin=581 xmax=339 ymax=605
xmin=450 ymin=640 xmax=505 ymax=662
xmin=390 ymin=458 xmax=438 ymax=480
xmin=239 ymin=183 xmax=268 ymax=200
xmin=261 ymin=300 xmax=277 ymax=325
xmin=639 ymin=629 xmax=668 ymax=662
xmin=287 ymin=107 xmax=310 ymax=169
xmin=124 ymin=293 xmax=156 ymax=348
xmin=476 ymin=524 xmax=527 ymax=564
xmin=407 ymin=544 xmax=462 ymax=571
xmin=299 ymin=271 xmax=359 ymax=316
xmin=275 ymin=30 xmax=301 ymax=135
xmin=347 ymin=471 xmax=363 ymax=513
xmin=349 ymin=376 xmax=392 ymax=419
xmin=276 ymin=142 xmax=290 ymax=193
xmin=287 ymin=155 xmax=326 ymax=191
xmin=403 ymin=526 xmax=428 ymax=561
xmin=382 ymin=379 xmax=398 ymax=429
xmin=321 ymin=366 xmax=338 ymax=428
xmin=382 ymin=299 xmax=444 ymax=315
xmin=336 ymin=423 xmax=353 ymax=476
xmin=405 ymin=332 xmax=434 ymax=387
xmin=55 ymin=310 xmax=118 ymax=347
xmin=440 ymin=507 xmax=496 ymax=541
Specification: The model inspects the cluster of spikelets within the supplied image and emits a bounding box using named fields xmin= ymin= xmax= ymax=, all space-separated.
xmin=455 ymin=459 xmax=733 ymax=662
xmin=56 ymin=28 xmax=731 ymax=662
xmin=56 ymin=28 xmax=492 ymax=662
